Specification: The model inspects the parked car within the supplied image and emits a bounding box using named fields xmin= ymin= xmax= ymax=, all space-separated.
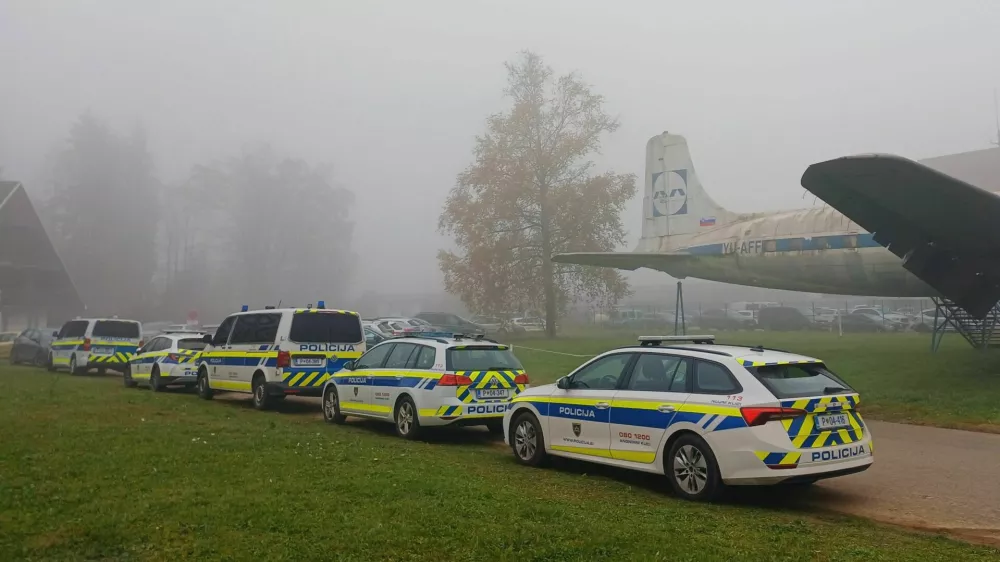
xmin=839 ymin=314 xmax=889 ymax=332
xmin=9 ymin=328 xmax=60 ymax=366
xmin=756 ymin=306 xmax=810 ymax=331
xmin=415 ymin=312 xmax=485 ymax=335
xmin=0 ymin=331 xmax=18 ymax=360
xmin=849 ymin=309 xmax=903 ymax=331
xmin=513 ymin=317 xmax=546 ymax=332
xmin=698 ymin=309 xmax=753 ymax=330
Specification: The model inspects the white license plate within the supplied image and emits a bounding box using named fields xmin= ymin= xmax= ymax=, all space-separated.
xmin=815 ymin=412 xmax=850 ymax=430
xmin=93 ymin=347 xmax=115 ymax=355
xmin=294 ymin=357 xmax=325 ymax=367
xmin=476 ymin=388 xmax=510 ymax=399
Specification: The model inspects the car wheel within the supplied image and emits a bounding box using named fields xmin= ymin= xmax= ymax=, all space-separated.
xmin=33 ymin=351 xmax=46 ymax=368
xmin=510 ymin=412 xmax=546 ymax=466
xmin=486 ymin=420 xmax=504 ymax=436
xmin=123 ymin=365 xmax=138 ymax=388
xmin=251 ymin=374 xmax=272 ymax=410
xmin=150 ymin=366 xmax=162 ymax=392
xmin=69 ymin=354 xmax=83 ymax=376
xmin=666 ymin=434 xmax=724 ymax=501
xmin=46 ymin=352 xmax=56 ymax=372
xmin=393 ymin=396 xmax=421 ymax=439
xmin=322 ymin=386 xmax=347 ymax=424
xmin=197 ymin=368 xmax=214 ymax=400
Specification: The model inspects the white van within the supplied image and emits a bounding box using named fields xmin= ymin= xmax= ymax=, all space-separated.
xmin=195 ymin=303 xmax=365 ymax=410
xmin=48 ymin=317 xmax=143 ymax=375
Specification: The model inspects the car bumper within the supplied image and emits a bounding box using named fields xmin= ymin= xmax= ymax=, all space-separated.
xmin=265 ymin=381 xmax=323 ymax=398
xmin=717 ymin=434 xmax=874 ymax=486
xmin=418 ymin=402 xmax=512 ymax=427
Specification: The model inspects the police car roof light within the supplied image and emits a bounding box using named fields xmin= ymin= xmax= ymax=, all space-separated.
xmin=241 ymin=305 xmax=249 ymax=312
xmin=317 ymin=300 xmax=325 ymax=309
xmin=638 ymin=334 xmax=715 ymax=347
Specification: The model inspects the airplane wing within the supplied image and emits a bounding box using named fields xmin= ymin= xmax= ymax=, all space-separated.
xmin=551 ymin=252 xmax=702 ymax=276
xmin=801 ymin=154 xmax=1000 ymax=317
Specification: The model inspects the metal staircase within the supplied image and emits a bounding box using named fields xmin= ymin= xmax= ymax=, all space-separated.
xmin=930 ymin=298 xmax=1000 ymax=351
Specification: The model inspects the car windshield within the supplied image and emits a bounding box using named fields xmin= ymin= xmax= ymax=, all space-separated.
xmin=750 ymin=363 xmax=854 ymax=399
xmin=92 ymin=321 xmax=140 ymax=339
xmin=289 ymin=312 xmax=362 ymax=343
xmin=446 ymin=346 xmax=523 ymax=371
xmin=178 ymin=338 xmax=208 ymax=351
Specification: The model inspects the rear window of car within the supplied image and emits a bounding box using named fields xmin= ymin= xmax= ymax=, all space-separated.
xmin=750 ymin=363 xmax=854 ymax=399
xmin=446 ymin=346 xmax=523 ymax=371
xmin=60 ymin=320 xmax=88 ymax=338
xmin=178 ymin=338 xmax=208 ymax=351
xmin=289 ymin=312 xmax=362 ymax=343
xmin=92 ymin=321 xmax=140 ymax=339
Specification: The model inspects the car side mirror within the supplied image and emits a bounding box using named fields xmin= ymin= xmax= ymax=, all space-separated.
xmin=556 ymin=376 xmax=570 ymax=390
xmin=343 ymin=360 xmax=355 ymax=371
xmin=202 ymin=334 xmax=213 ymax=344
xmin=52 ymin=331 xmax=60 ymax=338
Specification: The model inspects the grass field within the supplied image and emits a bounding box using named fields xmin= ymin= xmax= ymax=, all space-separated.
xmin=514 ymin=331 xmax=1000 ymax=430
xmin=1 ymin=352 xmax=998 ymax=560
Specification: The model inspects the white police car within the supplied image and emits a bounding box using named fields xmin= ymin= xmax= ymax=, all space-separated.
xmin=123 ymin=330 xmax=208 ymax=391
xmin=322 ymin=333 xmax=529 ymax=439
xmin=195 ymin=303 xmax=365 ymax=410
xmin=503 ymin=335 xmax=872 ymax=501
xmin=48 ymin=317 xmax=143 ymax=375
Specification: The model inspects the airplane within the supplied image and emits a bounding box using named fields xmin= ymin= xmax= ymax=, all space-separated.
xmin=552 ymin=131 xmax=956 ymax=297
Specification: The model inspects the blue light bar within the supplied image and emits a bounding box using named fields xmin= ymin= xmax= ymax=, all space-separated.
xmin=241 ymin=305 xmax=249 ymax=312
xmin=418 ymin=331 xmax=454 ymax=338
xmin=317 ymin=300 xmax=325 ymax=309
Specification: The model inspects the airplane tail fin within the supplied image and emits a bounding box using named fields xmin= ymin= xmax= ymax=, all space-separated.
xmin=638 ymin=132 xmax=737 ymax=251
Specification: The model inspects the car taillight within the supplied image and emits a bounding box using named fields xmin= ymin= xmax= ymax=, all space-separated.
xmin=513 ymin=372 xmax=529 ymax=384
xmin=82 ymin=338 xmax=91 ymax=351
xmin=277 ymin=350 xmax=290 ymax=368
xmin=740 ymin=406 xmax=805 ymax=427
xmin=438 ymin=373 xmax=474 ymax=386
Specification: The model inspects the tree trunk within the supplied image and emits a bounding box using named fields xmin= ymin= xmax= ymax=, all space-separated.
xmin=539 ymin=188 xmax=557 ymax=338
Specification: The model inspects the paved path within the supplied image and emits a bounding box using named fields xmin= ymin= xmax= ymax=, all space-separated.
xmin=796 ymin=421 xmax=1000 ymax=545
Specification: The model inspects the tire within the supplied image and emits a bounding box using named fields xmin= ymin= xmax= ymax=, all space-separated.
xmin=9 ymin=349 xmax=19 ymax=365
xmin=69 ymin=354 xmax=84 ymax=376
xmin=251 ymin=374 xmax=272 ymax=410
xmin=33 ymin=351 xmax=46 ymax=368
xmin=510 ymin=412 xmax=546 ymax=466
xmin=150 ymin=366 xmax=163 ymax=392
xmin=322 ymin=386 xmax=347 ymax=424
xmin=486 ymin=420 xmax=504 ymax=436
xmin=393 ymin=396 xmax=421 ymax=439
xmin=122 ymin=365 xmax=137 ymax=388
xmin=46 ymin=352 xmax=55 ymax=372
xmin=197 ymin=368 xmax=214 ymax=400
xmin=666 ymin=434 xmax=724 ymax=502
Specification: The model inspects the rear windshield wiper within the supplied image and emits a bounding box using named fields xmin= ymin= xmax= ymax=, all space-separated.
xmin=823 ymin=386 xmax=848 ymax=395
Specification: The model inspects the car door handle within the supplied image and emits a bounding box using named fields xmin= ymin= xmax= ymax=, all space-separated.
xmin=657 ymin=405 xmax=676 ymax=413
xmin=595 ymin=402 xmax=610 ymax=409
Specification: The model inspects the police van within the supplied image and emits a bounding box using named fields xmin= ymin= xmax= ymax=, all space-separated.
xmin=195 ymin=303 xmax=365 ymax=410
xmin=322 ymin=332 xmax=529 ymax=439
xmin=48 ymin=317 xmax=143 ymax=375
xmin=504 ymin=335 xmax=873 ymax=501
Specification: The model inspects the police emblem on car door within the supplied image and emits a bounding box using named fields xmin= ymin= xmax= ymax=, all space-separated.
xmin=572 ymin=423 xmax=582 ymax=437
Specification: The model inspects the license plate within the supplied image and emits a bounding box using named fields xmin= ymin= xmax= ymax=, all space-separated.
xmin=476 ymin=388 xmax=510 ymax=399
xmin=93 ymin=347 xmax=115 ymax=355
xmin=294 ymin=357 xmax=325 ymax=367
xmin=815 ymin=412 xmax=850 ymax=430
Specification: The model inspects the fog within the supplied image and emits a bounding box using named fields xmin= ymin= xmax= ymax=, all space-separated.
xmin=3 ymin=0 xmax=1000 ymax=303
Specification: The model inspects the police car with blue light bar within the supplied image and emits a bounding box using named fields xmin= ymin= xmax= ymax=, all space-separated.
xmin=503 ymin=335 xmax=872 ymax=501
xmin=195 ymin=301 xmax=366 ymax=410
xmin=321 ymin=332 xmax=529 ymax=439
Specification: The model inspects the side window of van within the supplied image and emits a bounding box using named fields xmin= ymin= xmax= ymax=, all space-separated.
xmin=212 ymin=316 xmax=237 ymax=346
xmin=60 ymin=320 xmax=88 ymax=339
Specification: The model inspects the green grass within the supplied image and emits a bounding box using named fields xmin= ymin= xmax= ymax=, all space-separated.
xmin=512 ymin=331 xmax=1000 ymax=430
xmin=1 ymin=364 xmax=997 ymax=561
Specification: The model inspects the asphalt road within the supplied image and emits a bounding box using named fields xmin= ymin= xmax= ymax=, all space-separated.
xmin=795 ymin=420 xmax=1000 ymax=545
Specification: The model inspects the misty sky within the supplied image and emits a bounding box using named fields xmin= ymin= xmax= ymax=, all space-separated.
xmin=3 ymin=1 xmax=1000 ymax=296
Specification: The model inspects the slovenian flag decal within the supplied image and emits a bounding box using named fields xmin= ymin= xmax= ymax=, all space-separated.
xmin=700 ymin=217 xmax=716 ymax=227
